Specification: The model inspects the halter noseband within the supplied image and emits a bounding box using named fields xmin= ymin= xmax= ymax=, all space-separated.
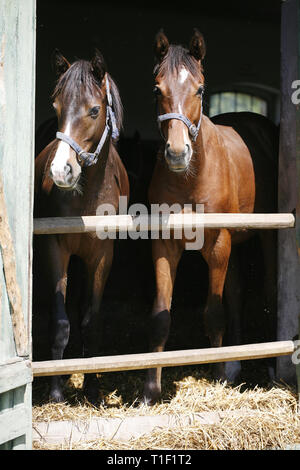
xmin=157 ymin=89 xmax=204 ymax=142
xmin=56 ymin=76 xmax=119 ymax=167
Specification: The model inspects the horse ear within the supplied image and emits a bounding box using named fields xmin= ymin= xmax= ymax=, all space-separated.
xmin=154 ymin=29 xmax=169 ymax=62
xmin=91 ymin=49 xmax=106 ymax=84
xmin=189 ymin=29 xmax=206 ymax=61
xmin=52 ymin=49 xmax=70 ymax=77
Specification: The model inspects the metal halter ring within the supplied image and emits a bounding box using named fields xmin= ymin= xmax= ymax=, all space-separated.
xmin=77 ymin=150 xmax=95 ymax=166
xmin=189 ymin=124 xmax=197 ymax=139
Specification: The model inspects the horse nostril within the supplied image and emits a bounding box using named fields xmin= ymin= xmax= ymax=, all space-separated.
xmin=166 ymin=143 xmax=190 ymax=159
xmin=65 ymin=164 xmax=72 ymax=175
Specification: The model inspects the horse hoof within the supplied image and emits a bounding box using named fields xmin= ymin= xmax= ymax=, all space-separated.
xmin=49 ymin=389 xmax=65 ymax=403
xmin=142 ymin=395 xmax=158 ymax=406
xmin=143 ymin=384 xmax=161 ymax=406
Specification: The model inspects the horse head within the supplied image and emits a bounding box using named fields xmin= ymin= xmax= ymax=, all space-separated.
xmin=154 ymin=29 xmax=206 ymax=173
xmin=49 ymin=49 xmax=122 ymax=190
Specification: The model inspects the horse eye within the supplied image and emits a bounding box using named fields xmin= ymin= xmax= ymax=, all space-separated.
xmin=153 ymin=86 xmax=162 ymax=96
xmin=197 ymin=86 xmax=204 ymax=96
xmin=89 ymin=106 xmax=100 ymax=118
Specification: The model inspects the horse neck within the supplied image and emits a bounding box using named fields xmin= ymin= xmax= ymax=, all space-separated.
xmin=74 ymin=139 xmax=116 ymax=210
xmin=83 ymin=138 xmax=112 ymax=186
xmin=194 ymin=115 xmax=221 ymax=163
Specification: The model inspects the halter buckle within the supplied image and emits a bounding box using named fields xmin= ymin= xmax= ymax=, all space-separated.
xmin=189 ymin=124 xmax=197 ymax=139
xmin=77 ymin=150 xmax=87 ymax=163
xmin=77 ymin=150 xmax=97 ymax=167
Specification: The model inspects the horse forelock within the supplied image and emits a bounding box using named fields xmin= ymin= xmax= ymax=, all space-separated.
xmin=52 ymin=60 xmax=99 ymax=101
xmin=154 ymin=45 xmax=203 ymax=81
xmin=51 ymin=60 xmax=123 ymax=137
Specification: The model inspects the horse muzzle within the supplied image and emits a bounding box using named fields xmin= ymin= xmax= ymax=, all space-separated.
xmin=164 ymin=143 xmax=192 ymax=172
xmin=50 ymin=162 xmax=80 ymax=190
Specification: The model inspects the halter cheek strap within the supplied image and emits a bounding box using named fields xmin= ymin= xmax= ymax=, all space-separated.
xmin=157 ymin=90 xmax=203 ymax=142
xmin=56 ymin=76 xmax=119 ymax=167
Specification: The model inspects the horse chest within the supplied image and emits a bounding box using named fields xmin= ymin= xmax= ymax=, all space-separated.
xmin=50 ymin=184 xmax=119 ymax=217
xmin=153 ymin=177 xmax=231 ymax=213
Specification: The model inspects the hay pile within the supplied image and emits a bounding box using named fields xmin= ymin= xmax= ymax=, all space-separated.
xmin=32 ymin=367 xmax=300 ymax=450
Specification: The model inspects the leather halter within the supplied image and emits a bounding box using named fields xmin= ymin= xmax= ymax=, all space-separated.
xmin=56 ymin=76 xmax=118 ymax=167
xmin=157 ymin=88 xmax=204 ymax=142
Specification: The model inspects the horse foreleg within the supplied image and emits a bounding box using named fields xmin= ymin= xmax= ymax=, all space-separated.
xmin=202 ymin=229 xmax=231 ymax=381
xmin=143 ymin=239 xmax=183 ymax=405
xmin=224 ymin=247 xmax=243 ymax=382
xmin=80 ymin=242 xmax=114 ymax=404
xmin=48 ymin=239 xmax=70 ymax=402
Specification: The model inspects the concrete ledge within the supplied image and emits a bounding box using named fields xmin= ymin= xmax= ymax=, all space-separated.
xmin=33 ymin=411 xmax=300 ymax=449
xmin=32 ymin=411 xmax=223 ymax=445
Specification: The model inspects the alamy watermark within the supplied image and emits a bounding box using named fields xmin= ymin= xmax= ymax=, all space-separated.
xmin=287 ymin=83 xmax=300 ymax=365
xmin=95 ymin=196 xmax=205 ymax=250
xmin=292 ymin=340 xmax=300 ymax=365
xmin=291 ymin=80 xmax=300 ymax=104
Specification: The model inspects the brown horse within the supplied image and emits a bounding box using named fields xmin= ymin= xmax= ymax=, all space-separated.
xmin=143 ymin=30 xmax=278 ymax=404
xmin=34 ymin=50 xmax=129 ymax=403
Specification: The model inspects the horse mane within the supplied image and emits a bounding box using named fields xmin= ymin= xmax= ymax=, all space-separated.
xmin=107 ymin=74 xmax=123 ymax=138
xmin=51 ymin=60 xmax=123 ymax=140
xmin=154 ymin=44 xmax=203 ymax=80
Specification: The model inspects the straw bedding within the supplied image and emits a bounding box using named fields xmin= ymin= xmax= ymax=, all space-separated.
xmin=32 ymin=365 xmax=300 ymax=450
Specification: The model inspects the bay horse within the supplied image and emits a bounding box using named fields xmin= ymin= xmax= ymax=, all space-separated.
xmin=34 ymin=49 xmax=129 ymax=403
xmin=144 ymin=30 xmax=278 ymax=404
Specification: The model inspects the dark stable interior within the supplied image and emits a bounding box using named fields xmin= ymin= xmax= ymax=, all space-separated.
xmin=33 ymin=0 xmax=281 ymax=384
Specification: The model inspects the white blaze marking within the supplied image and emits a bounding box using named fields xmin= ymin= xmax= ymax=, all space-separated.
xmin=178 ymin=67 xmax=189 ymax=84
xmin=52 ymin=122 xmax=71 ymax=172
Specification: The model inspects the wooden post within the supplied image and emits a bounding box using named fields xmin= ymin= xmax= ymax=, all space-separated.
xmin=277 ymin=0 xmax=300 ymax=385
xmin=0 ymin=175 xmax=28 ymax=356
xmin=0 ymin=0 xmax=35 ymax=450
xmin=296 ymin=0 xmax=300 ymax=405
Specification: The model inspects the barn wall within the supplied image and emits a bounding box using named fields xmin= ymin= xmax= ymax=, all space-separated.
xmin=0 ymin=0 xmax=35 ymax=362
xmin=0 ymin=0 xmax=35 ymax=450
xmin=276 ymin=0 xmax=300 ymax=384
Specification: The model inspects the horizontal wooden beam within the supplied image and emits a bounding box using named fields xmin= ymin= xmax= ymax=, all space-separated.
xmin=0 ymin=360 xmax=32 ymax=394
xmin=33 ymin=213 xmax=295 ymax=235
xmin=0 ymin=406 xmax=30 ymax=446
xmin=32 ymin=341 xmax=296 ymax=377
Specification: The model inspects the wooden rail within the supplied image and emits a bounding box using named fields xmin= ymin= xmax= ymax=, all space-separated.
xmin=32 ymin=214 xmax=297 ymax=381
xmin=33 ymin=213 xmax=295 ymax=235
xmin=32 ymin=341 xmax=296 ymax=377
